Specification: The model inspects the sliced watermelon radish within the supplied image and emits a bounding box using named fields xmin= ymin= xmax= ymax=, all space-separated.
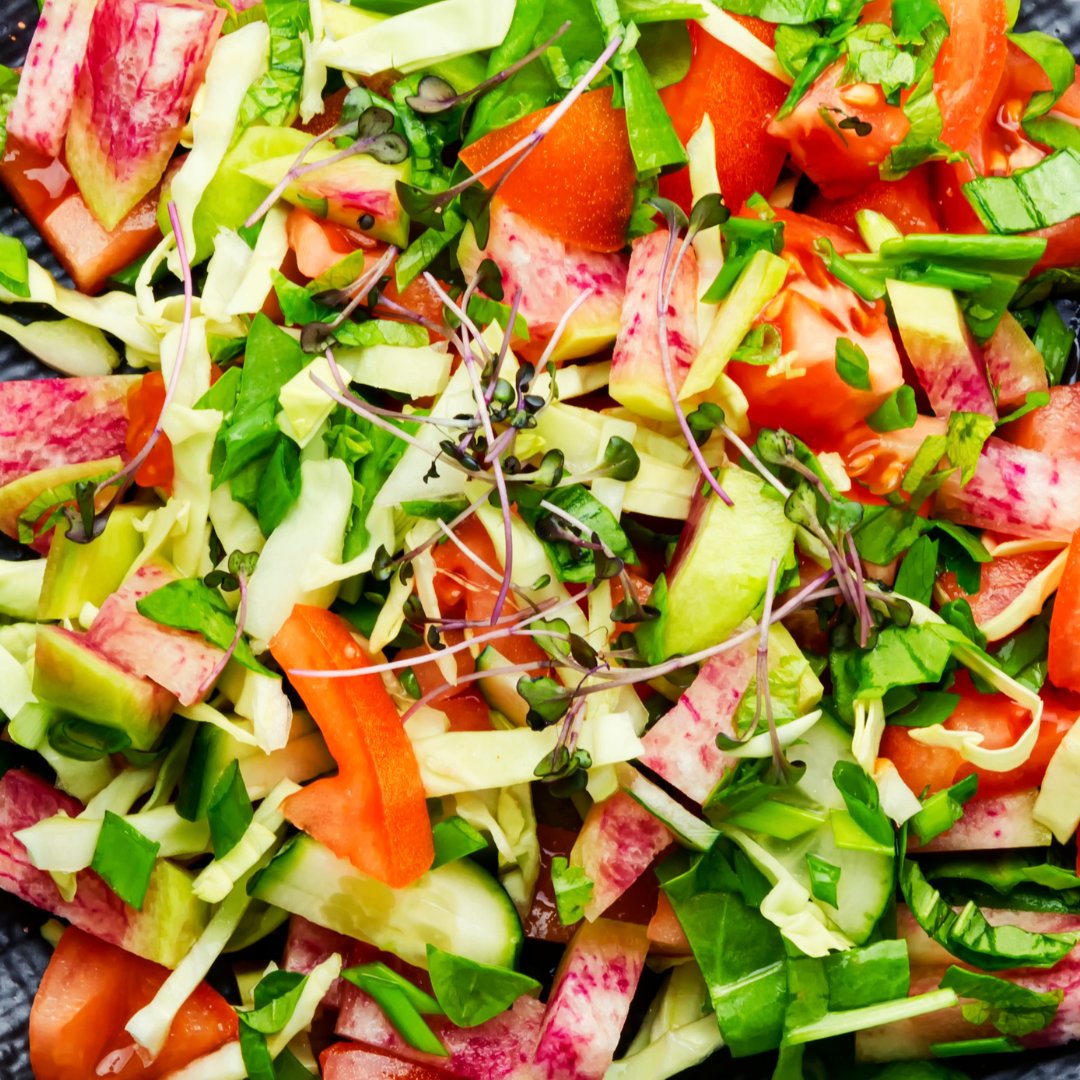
xmin=532 ymin=918 xmax=649 ymax=1080
xmin=609 ymin=229 xmax=700 ymax=421
xmin=571 ymin=791 xmax=672 ymax=921
xmin=0 ymin=769 xmax=207 ymax=968
xmin=887 ymin=280 xmax=998 ymax=420
xmin=8 ymin=0 xmax=97 ymax=158
xmin=935 ymin=438 xmax=1080 ymax=541
xmin=0 ymin=375 xmax=133 ymax=487
xmin=283 ymin=915 xmax=369 ymax=1012
xmin=912 ymin=789 xmax=1051 ymax=853
xmin=984 ymin=311 xmax=1050 ymax=410
xmin=638 ymin=643 xmax=757 ymax=805
xmin=86 ymin=562 xmax=226 ymax=706
xmin=336 ymin=981 xmax=545 ymax=1079
xmin=458 ymin=202 xmax=627 ymax=363
xmin=65 ymin=0 xmax=224 ymax=231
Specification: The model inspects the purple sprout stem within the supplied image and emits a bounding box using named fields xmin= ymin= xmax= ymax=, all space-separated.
xmin=721 ymin=426 xmax=791 ymax=500
xmin=195 ymin=572 xmax=248 ymax=700
xmin=327 ymin=245 xmax=398 ymax=330
xmin=401 ymin=660 xmax=553 ymax=723
xmin=846 ymin=531 xmax=873 ymax=648
xmin=484 ymin=287 xmax=523 ymax=405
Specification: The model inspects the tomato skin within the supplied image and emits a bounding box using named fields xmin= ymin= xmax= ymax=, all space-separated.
xmin=125 ymin=372 xmax=175 ymax=492
xmin=658 ymin=18 xmax=789 ymax=213
xmin=880 ymin=673 xmax=1079 ymax=797
xmin=938 ymin=549 xmax=1061 ymax=626
xmin=321 ymin=1043 xmax=449 ymax=1079
xmin=1049 ymin=530 xmax=1080 ymax=693
xmin=727 ymin=210 xmax=904 ymax=442
xmin=805 ymin=167 xmax=942 ymax=235
xmin=1001 ymin=386 xmax=1080 ymax=463
xmin=458 ymin=88 xmax=637 ymax=253
xmin=29 ymin=928 xmax=236 ymax=1080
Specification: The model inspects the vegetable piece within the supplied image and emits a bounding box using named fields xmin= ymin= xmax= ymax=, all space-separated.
xmin=28 ymin=928 xmax=236 ymax=1080
xmin=1002 ymin=385 xmax=1080 ymax=462
xmin=533 ymin=919 xmax=649 ymax=1080
xmin=639 ymin=643 xmax=756 ymax=805
xmin=807 ymin=169 xmax=944 ymax=236
xmin=458 ymin=87 xmax=636 ymax=254
xmin=426 ymin=944 xmax=540 ymax=1028
xmin=457 ymin=204 xmax=627 ymax=362
xmin=86 ymin=563 xmax=226 ymax=706
xmin=268 ymin=605 xmax=433 ymax=887
xmin=0 ymin=375 xmax=134 ymax=487
xmin=0 ymin=137 xmax=167 ymax=294
xmin=727 ymin=211 xmax=904 ymax=442
xmin=887 ymin=281 xmax=997 ymax=419
xmin=659 ymin=17 xmax=789 ymax=215
xmin=336 ymin=973 xmax=545 ymax=1077
xmin=65 ymin=0 xmax=224 ymax=231
xmin=935 ymin=438 xmax=1080 ymax=540
xmin=7 ymin=0 xmax=96 ymax=156
xmin=610 ymin=229 xmax=699 ymax=420
xmin=984 ymin=312 xmax=1051 ymax=408
xmin=570 ymin=790 xmax=673 ymax=921
xmin=1049 ymin=528 xmax=1080 ymax=692
xmin=321 ymin=1045 xmax=448 ymax=1079
xmin=0 ymin=770 xmax=208 ymax=968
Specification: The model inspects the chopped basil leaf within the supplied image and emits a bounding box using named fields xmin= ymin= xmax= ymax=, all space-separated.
xmin=894 ymin=535 xmax=940 ymax=606
xmin=426 ymin=945 xmax=541 ymax=1027
xmin=550 ymin=856 xmax=594 ymax=925
xmin=136 ymin=579 xmax=273 ymax=676
xmin=866 ymin=385 xmax=918 ymax=432
xmin=832 ymin=761 xmax=894 ymax=848
xmin=824 ymin=939 xmax=911 ymax=1010
xmin=239 ymin=1019 xmax=276 ymax=1080
xmin=0 ymin=66 xmax=19 ymax=157
xmin=431 ymin=816 xmax=489 ymax=868
xmin=0 ymin=234 xmax=30 ymax=298
xmin=997 ymin=390 xmax=1051 ymax=427
xmin=887 ymin=689 xmax=961 ymax=728
xmin=858 ymin=624 xmax=954 ymax=697
xmin=835 ymin=337 xmax=873 ymax=390
xmin=342 ymin=962 xmax=447 ymax=1056
xmin=911 ymin=773 xmax=978 ymax=845
xmin=237 ymin=0 xmax=311 ymax=130
xmin=965 ymin=149 xmax=1080 ymax=235
xmin=256 ymin=437 xmax=303 ymax=536
xmin=940 ymin=965 xmax=1062 ymax=1037
xmin=244 ymin=970 xmax=308 ymax=1034
xmin=1008 ymin=31 xmax=1076 ymax=124
xmin=1033 ymin=302 xmax=1074 ymax=386
xmin=621 ymin=45 xmax=689 ymax=171
xmin=932 ymin=1036 xmax=1023 ymax=1057
xmin=90 ymin=811 xmax=160 ymax=910
xmin=806 ymin=852 xmax=842 ymax=907
xmin=946 ymin=411 xmax=996 ymax=485
xmin=207 ymin=760 xmax=254 ymax=859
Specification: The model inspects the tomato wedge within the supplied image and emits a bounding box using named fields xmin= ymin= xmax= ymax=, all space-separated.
xmin=125 ymin=372 xmax=175 ymax=492
xmin=805 ymin=167 xmax=943 ymax=235
xmin=937 ymin=549 xmax=1061 ymax=626
xmin=1049 ymin=529 xmax=1080 ymax=693
xmin=658 ymin=18 xmax=789 ymax=213
xmin=1001 ymin=386 xmax=1080 ymax=463
xmin=321 ymin=1044 xmax=449 ymax=1079
xmin=29 ymin=928 xmax=236 ymax=1080
xmin=459 ymin=87 xmax=636 ymax=253
xmin=269 ymin=605 xmax=434 ymax=887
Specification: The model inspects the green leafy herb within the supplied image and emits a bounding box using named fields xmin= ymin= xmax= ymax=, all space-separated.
xmin=911 ymin=773 xmax=978 ymax=845
xmin=887 ymin=689 xmax=961 ymax=728
xmin=806 ymin=852 xmax=842 ymax=907
xmin=965 ymin=150 xmax=1080 ymax=235
xmin=824 ymin=939 xmax=911 ymax=1011
xmin=0 ymin=234 xmax=29 ymax=298
xmin=832 ymin=761 xmax=895 ymax=848
xmin=243 ymin=970 xmax=308 ymax=1034
xmin=932 ymin=1036 xmax=1023 ymax=1057
xmin=1033 ymin=302 xmax=1074 ymax=386
xmin=946 ymin=411 xmax=996 ymax=485
xmin=940 ymin=965 xmax=1062 ymax=1037
xmin=550 ymin=856 xmax=594 ymax=924
xmin=0 ymin=66 xmax=19 ymax=157
xmin=256 ymin=437 xmax=302 ymax=536
xmin=866 ymin=385 xmax=918 ymax=432
xmin=996 ymin=390 xmax=1051 ymax=427
xmin=342 ymin=963 xmax=447 ymax=1056
xmin=426 ymin=945 xmax=540 ymax=1027
xmin=237 ymin=0 xmax=311 ymax=130
xmin=136 ymin=579 xmax=272 ymax=676
xmin=621 ymin=45 xmax=689 ymax=172
xmin=858 ymin=624 xmax=954 ymax=697
xmin=894 ymin=535 xmax=940 ymax=606
xmin=431 ymin=816 xmax=488 ymax=868
xmin=835 ymin=337 xmax=873 ymax=390
xmin=1009 ymin=31 xmax=1076 ymax=126
xmin=90 ymin=811 xmax=160 ymax=910
xmin=207 ymin=760 xmax=254 ymax=858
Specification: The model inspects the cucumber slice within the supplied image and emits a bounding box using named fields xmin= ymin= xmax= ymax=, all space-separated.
xmin=744 ymin=715 xmax=895 ymax=943
xmin=618 ymin=765 xmax=720 ymax=852
xmin=475 ymin=646 xmax=527 ymax=726
xmin=251 ymin=835 xmax=523 ymax=969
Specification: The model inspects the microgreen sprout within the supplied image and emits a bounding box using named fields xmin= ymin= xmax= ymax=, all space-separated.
xmin=300 ymin=245 xmax=399 ymax=353
xmin=194 ymin=565 xmax=251 ymax=700
xmin=405 ymin=23 xmax=572 ymax=117
xmin=244 ymin=107 xmax=408 ymax=231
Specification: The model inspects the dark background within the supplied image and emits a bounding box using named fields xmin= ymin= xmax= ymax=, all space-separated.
xmin=1 ymin=1 xmax=1080 ymax=1076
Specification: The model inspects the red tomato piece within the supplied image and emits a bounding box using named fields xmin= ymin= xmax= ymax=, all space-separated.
xmin=938 ymin=549 xmax=1060 ymax=626
xmin=647 ymin=892 xmax=691 ymax=956
xmin=125 ymin=371 xmax=175 ymax=492
xmin=29 ymin=928 xmax=236 ymax=1080
xmin=658 ymin=18 xmax=789 ymax=213
xmin=1050 ymin=529 xmax=1080 ymax=693
xmin=0 ymin=137 xmax=168 ymax=295
xmin=1001 ymin=385 xmax=1080 ymax=463
xmin=726 ymin=210 xmax=904 ymax=442
xmin=458 ymin=88 xmax=637 ymax=253
xmin=269 ymin=606 xmax=434 ymax=887
xmin=805 ymin=167 xmax=943 ymax=235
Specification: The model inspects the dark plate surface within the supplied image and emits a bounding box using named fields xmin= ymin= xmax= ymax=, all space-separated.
xmin=1 ymin=2 xmax=1080 ymax=1076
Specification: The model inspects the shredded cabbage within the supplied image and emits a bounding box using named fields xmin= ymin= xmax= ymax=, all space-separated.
xmin=300 ymin=0 xmax=328 ymax=122
xmin=208 ymin=485 xmax=265 ymax=557
xmin=245 ymin=457 xmax=353 ymax=645
xmin=686 ymin=116 xmax=724 ymax=341
xmin=0 ymin=559 xmax=44 ymax=620
xmin=874 ymin=758 xmax=922 ymax=826
xmin=978 ymin=547 xmax=1067 ymax=643
xmin=412 ymin=712 xmax=644 ymax=797
xmin=224 ymin=206 xmax=290 ymax=317
xmin=852 ymin=699 xmax=886 ymax=774
xmin=169 ymin=21 xmax=271 ymax=260
xmin=0 ymin=313 xmax=119 ymax=376
xmin=1035 ymin=720 xmax=1080 ymax=842
xmin=725 ymin=711 xmax=823 ymax=761
xmin=316 ymin=0 xmax=515 ymax=75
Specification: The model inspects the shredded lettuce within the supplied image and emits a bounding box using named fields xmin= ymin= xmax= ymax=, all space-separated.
xmin=1034 ymin=719 xmax=1080 ymax=843
xmin=0 ymin=559 xmax=44 ymax=621
xmin=0 ymin=313 xmax=119 ymax=376
xmin=695 ymin=0 xmax=792 ymax=82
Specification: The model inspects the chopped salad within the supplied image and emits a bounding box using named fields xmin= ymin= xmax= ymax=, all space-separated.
xmin=2 ymin=0 xmax=1080 ymax=1077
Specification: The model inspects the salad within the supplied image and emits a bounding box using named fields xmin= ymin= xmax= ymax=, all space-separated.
xmin=2 ymin=0 xmax=1080 ymax=1076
